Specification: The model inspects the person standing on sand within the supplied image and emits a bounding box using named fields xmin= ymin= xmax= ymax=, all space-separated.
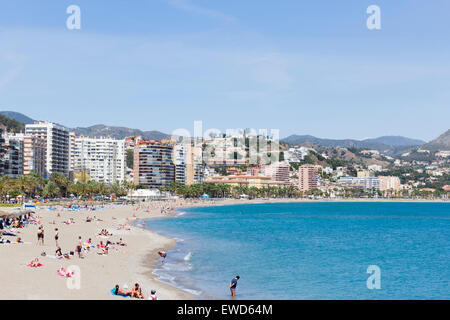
xmin=54 ymin=228 xmax=59 ymax=247
xmin=37 ymin=226 xmax=44 ymax=245
xmin=37 ymin=227 xmax=42 ymax=245
xmin=76 ymin=236 xmax=83 ymax=258
xmin=158 ymin=251 xmax=166 ymax=264
xmin=229 ymin=275 xmax=240 ymax=297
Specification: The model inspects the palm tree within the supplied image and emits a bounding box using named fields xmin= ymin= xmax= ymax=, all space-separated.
xmin=0 ymin=176 xmax=15 ymax=201
xmin=49 ymin=173 xmax=70 ymax=197
xmin=43 ymin=181 xmax=61 ymax=198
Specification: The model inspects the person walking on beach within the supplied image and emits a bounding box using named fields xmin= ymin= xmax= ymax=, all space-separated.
xmin=229 ymin=275 xmax=240 ymax=297
xmin=158 ymin=251 xmax=167 ymax=264
xmin=54 ymin=228 xmax=59 ymax=247
xmin=37 ymin=226 xmax=44 ymax=245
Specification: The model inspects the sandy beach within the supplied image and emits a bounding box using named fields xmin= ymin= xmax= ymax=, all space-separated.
xmin=0 ymin=201 xmax=197 ymax=300
xmin=0 ymin=197 xmax=447 ymax=300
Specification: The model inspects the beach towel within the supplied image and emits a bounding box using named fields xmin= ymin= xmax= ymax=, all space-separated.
xmin=110 ymin=289 xmax=130 ymax=298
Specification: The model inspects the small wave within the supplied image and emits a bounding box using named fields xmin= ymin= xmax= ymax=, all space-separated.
xmin=183 ymin=288 xmax=202 ymax=296
xmin=176 ymin=211 xmax=187 ymax=217
xmin=184 ymin=252 xmax=193 ymax=261
xmin=154 ymin=271 xmax=176 ymax=282
xmin=161 ymin=262 xmax=193 ymax=272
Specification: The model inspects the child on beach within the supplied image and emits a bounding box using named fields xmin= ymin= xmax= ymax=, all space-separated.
xmin=149 ymin=290 xmax=158 ymax=300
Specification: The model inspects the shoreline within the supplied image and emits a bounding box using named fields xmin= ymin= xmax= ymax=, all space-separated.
xmin=0 ymin=198 xmax=448 ymax=300
xmin=139 ymin=197 xmax=449 ymax=299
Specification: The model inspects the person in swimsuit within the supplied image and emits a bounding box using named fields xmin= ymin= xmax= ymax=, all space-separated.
xmin=158 ymin=251 xmax=167 ymax=264
xmin=229 ymin=275 xmax=240 ymax=297
xmin=37 ymin=226 xmax=44 ymax=245
xmin=76 ymin=236 xmax=83 ymax=258
xmin=127 ymin=283 xmax=145 ymax=299
xmin=113 ymin=284 xmax=126 ymax=296
xmin=36 ymin=228 xmax=41 ymax=245
xmin=56 ymin=247 xmax=63 ymax=259
xmin=54 ymin=228 xmax=59 ymax=247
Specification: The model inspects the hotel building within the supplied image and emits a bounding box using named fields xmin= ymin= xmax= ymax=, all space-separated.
xmin=204 ymin=175 xmax=291 ymax=188
xmin=23 ymin=135 xmax=46 ymax=177
xmin=71 ymin=136 xmax=126 ymax=184
xmin=298 ymin=164 xmax=318 ymax=191
xmin=262 ymin=161 xmax=290 ymax=182
xmin=173 ymin=143 xmax=204 ymax=185
xmin=338 ymin=176 xmax=381 ymax=190
xmin=25 ymin=121 xmax=70 ymax=177
xmin=133 ymin=141 xmax=175 ymax=188
xmin=378 ymin=176 xmax=401 ymax=191
xmin=69 ymin=131 xmax=76 ymax=175
xmin=0 ymin=131 xmax=24 ymax=177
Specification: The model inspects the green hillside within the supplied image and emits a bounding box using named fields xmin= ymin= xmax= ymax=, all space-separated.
xmin=0 ymin=114 xmax=25 ymax=133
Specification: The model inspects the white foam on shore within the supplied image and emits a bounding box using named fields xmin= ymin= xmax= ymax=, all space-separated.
xmin=184 ymin=252 xmax=193 ymax=261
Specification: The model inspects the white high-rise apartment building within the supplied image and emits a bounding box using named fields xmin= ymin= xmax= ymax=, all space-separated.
xmin=173 ymin=143 xmax=204 ymax=185
xmin=71 ymin=136 xmax=125 ymax=184
xmin=25 ymin=121 xmax=70 ymax=177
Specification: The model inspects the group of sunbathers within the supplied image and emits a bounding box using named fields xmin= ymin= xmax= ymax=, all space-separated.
xmin=98 ymin=229 xmax=112 ymax=236
xmin=112 ymin=283 xmax=154 ymax=299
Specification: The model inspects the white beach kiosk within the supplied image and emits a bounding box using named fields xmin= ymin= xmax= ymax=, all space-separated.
xmin=22 ymin=202 xmax=36 ymax=210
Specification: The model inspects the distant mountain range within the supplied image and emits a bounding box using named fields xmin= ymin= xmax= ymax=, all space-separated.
xmin=0 ymin=111 xmax=34 ymax=125
xmin=280 ymin=134 xmax=427 ymax=155
xmin=0 ymin=111 xmax=171 ymax=140
xmin=2 ymin=111 xmax=448 ymax=154
xmin=420 ymin=129 xmax=450 ymax=152
xmin=71 ymin=125 xmax=170 ymax=141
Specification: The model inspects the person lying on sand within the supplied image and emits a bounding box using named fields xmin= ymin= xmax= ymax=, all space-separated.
xmin=0 ymin=237 xmax=11 ymax=244
xmin=112 ymin=284 xmax=127 ymax=296
xmin=29 ymin=258 xmax=41 ymax=267
xmin=117 ymin=238 xmax=127 ymax=246
xmin=99 ymin=229 xmax=112 ymax=236
xmin=57 ymin=267 xmax=74 ymax=277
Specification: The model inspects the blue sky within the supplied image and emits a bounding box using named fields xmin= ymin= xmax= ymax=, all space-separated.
xmin=0 ymin=0 xmax=449 ymax=141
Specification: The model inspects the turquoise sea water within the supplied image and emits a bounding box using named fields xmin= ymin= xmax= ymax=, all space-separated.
xmin=143 ymin=202 xmax=450 ymax=299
